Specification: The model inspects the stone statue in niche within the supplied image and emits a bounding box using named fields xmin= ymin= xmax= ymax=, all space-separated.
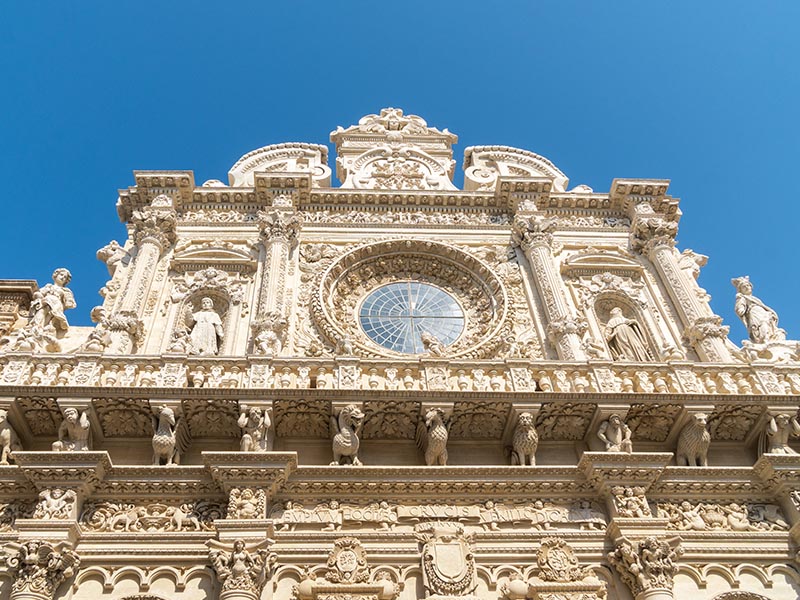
xmin=509 ymin=412 xmax=538 ymax=465
xmin=13 ymin=268 xmax=76 ymax=352
xmin=0 ymin=409 xmax=22 ymax=465
xmin=597 ymin=414 xmax=633 ymax=453
xmin=185 ymin=297 xmax=224 ymax=355
xmin=52 ymin=407 xmax=91 ymax=451
xmin=416 ymin=408 xmax=450 ymax=466
xmin=238 ymin=405 xmax=272 ymax=452
xmin=732 ymin=276 xmax=785 ymax=344
xmin=764 ymin=413 xmax=800 ymax=454
xmin=330 ymin=404 xmax=365 ymax=466
xmin=676 ymin=413 xmax=711 ymax=466
xmin=604 ymin=307 xmax=652 ymax=362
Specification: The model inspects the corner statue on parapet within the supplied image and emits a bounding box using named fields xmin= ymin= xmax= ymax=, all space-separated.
xmin=416 ymin=408 xmax=450 ymax=466
xmin=330 ymin=404 xmax=365 ymax=466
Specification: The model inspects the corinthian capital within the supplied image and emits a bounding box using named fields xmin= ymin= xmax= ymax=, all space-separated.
xmin=130 ymin=207 xmax=177 ymax=249
xmin=629 ymin=216 xmax=677 ymax=255
xmin=3 ymin=539 xmax=80 ymax=599
xmin=258 ymin=210 xmax=302 ymax=245
xmin=511 ymin=214 xmax=559 ymax=250
xmin=608 ymin=536 xmax=682 ymax=597
xmin=683 ymin=315 xmax=730 ymax=345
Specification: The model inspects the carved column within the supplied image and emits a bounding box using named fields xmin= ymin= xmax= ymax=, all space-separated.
xmin=629 ymin=209 xmax=731 ymax=362
xmin=251 ymin=209 xmax=300 ymax=354
xmin=110 ymin=198 xmax=177 ymax=352
xmin=3 ymin=539 xmax=80 ymax=600
xmin=512 ymin=214 xmax=586 ymax=360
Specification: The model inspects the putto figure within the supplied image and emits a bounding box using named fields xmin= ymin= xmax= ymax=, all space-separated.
xmin=186 ymin=297 xmax=224 ymax=355
xmin=597 ymin=414 xmax=633 ymax=453
xmin=238 ymin=405 xmax=272 ymax=452
xmin=732 ymin=276 xmax=785 ymax=344
xmin=52 ymin=407 xmax=91 ymax=452
xmin=604 ymin=307 xmax=651 ymax=362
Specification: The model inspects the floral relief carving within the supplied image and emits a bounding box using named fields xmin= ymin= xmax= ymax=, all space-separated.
xmin=535 ymin=403 xmax=597 ymax=441
xmin=33 ymin=488 xmax=77 ymax=519
xmin=625 ymin=404 xmax=682 ymax=442
xmin=361 ymin=400 xmax=420 ymax=439
xmin=183 ymin=398 xmax=239 ymax=438
xmin=94 ymin=397 xmax=152 ymax=438
xmin=274 ymin=398 xmax=330 ymax=438
xmin=449 ymin=401 xmax=510 ymax=440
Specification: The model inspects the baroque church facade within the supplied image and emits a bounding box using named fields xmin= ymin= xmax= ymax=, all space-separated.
xmin=0 ymin=108 xmax=798 ymax=600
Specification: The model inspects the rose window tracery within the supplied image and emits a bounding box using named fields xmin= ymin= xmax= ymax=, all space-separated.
xmin=359 ymin=282 xmax=465 ymax=353
xmin=312 ymin=239 xmax=508 ymax=358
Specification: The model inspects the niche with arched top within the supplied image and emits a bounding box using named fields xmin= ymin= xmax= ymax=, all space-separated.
xmin=594 ymin=295 xmax=658 ymax=362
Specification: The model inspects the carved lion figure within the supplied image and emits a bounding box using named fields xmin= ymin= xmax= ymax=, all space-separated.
xmin=0 ymin=409 xmax=22 ymax=465
xmin=676 ymin=413 xmax=711 ymax=467
xmin=510 ymin=412 xmax=538 ymax=466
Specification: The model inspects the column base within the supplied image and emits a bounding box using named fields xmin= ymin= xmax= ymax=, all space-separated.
xmin=637 ymin=588 xmax=673 ymax=600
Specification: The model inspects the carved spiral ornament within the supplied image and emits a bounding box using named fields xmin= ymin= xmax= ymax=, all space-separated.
xmin=312 ymin=239 xmax=508 ymax=358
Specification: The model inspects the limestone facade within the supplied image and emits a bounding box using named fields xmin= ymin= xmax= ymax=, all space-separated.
xmin=0 ymin=108 xmax=798 ymax=600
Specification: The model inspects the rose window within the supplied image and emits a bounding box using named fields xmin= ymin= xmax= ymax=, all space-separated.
xmin=359 ymin=282 xmax=465 ymax=354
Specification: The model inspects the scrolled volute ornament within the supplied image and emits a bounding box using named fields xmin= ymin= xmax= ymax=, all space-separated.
xmin=629 ymin=215 xmax=678 ymax=254
xmin=257 ymin=209 xmax=302 ymax=245
xmin=130 ymin=206 xmax=177 ymax=249
xmin=3 ymin=539 xmax=80 ymax=598
xmin=511 ymin=214 xmax=559 ymax=250
xmin=207 ymin=538 xmax=276 ymax=598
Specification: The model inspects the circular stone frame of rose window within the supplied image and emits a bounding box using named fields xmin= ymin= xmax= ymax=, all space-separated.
xmin=312 ymin=239 xmax=509 ymax=359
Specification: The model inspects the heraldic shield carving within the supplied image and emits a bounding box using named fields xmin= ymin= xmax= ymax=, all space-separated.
xmin=415 ymin=522 xmax=479 ymax=599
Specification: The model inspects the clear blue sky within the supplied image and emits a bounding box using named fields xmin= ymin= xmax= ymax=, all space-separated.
xmin=1 ymin=2 xmax=798 ymax=344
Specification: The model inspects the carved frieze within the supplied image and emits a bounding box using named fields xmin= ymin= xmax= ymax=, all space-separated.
xmin=657 ymin=500 xmax=788 ymax=531
xmin=93 ymin=397 xmax=152 ymax=438
xmin=361 ymin=400 xmax=420 ymax=440
xmin=183 ymin=398 xmax=239 ymax=438
xmin=274 ymin=398 xmax=330 ymax=438
xmin=80 ymin=500 xmax=224 ymax=532
xmin=449 ymin=401 xmax=510 ymax=440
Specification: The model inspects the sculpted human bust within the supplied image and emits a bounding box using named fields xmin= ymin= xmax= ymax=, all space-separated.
xmin=186 ymin=297 xmax=224 ymax=355
xmin=604 ymin=307 xmax=651 ymax=362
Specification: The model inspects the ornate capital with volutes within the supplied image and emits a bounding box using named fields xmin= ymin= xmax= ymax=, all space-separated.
xmin=608 ymin=536 xmax=682 ymax=597
xmin=207 ymin=538 xmax=276 ymax=598
xmin=511 ymin=214 xmax=558 ymax=250
xmin=258 ymin=209 xmax=302 ymax=245
xmin=683 ymin=315 xmax=730 ymax=345
xmin=130 ymin=206 xmax=178 ymax=250
xmin=629 ymin=215 xmax=678 ymax=255
xmin=3 ymin=539 xmax=80 ymax=599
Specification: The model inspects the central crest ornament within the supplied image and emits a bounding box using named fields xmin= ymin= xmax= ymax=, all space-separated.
xmin=415 ymin=522 xmax=478 ymax=599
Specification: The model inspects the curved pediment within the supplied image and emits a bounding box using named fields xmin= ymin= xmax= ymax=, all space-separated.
xmin=463 ymin=145 xmax=569 ymax=192
xmin=228 ymin=142 xmax=331 ymax=187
